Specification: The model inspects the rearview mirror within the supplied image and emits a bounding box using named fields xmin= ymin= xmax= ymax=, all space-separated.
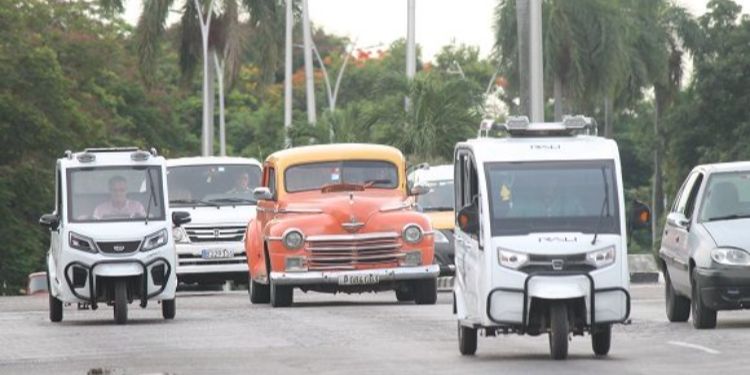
xmin=457 ymin=204 xmax=479 ymax=235
xmin=666 ymin=212 xmax=689 ymax=228
xmin=410 ymin=184 xmax=430 ymax=196
xmin=253 ymin=187 xmax=273 ymax=201
xmin=172 ymin=211 xmax=191 ymax=227
xmin=39 ymin=213 xmax=60 ymax=230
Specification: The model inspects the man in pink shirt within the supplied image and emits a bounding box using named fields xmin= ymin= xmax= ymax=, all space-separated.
xmin=93 ymin=175 xmax=146 ymax=219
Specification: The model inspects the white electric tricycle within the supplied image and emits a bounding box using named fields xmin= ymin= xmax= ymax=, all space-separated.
xmin=453 ymin=117 xmax=650 ymax=359
xmin=40 ymin=148 xmax=191 ymax=324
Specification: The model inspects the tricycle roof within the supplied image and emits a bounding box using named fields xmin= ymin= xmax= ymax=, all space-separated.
xmin=59 ymin=148 xmax=164 ymax=168
xmin=458 ymin=135 xmax=619 ymax=164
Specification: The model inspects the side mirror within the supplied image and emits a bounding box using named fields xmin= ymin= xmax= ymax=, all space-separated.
xmin=457 ymin=204 xmax=479 ymax=235
xmin=410 ymin=184 xmax=430 ymax=196
xmin=253 ymin=187 xmax=273 ymax=201
xmin=39 ymin=213 xmax=60 ymax=230
xmin=172 ymin=211 xmax=191 ymax=227
xmin=629 ymin=200 xmax=652 ymax=231
xmin=666 ymin=212 xmax=689 ymax=228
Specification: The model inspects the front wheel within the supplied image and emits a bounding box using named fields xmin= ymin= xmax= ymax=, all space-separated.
xmin=591 ymin=324 xmax=611 ymax=356
xmin=665 ymin=269 xmax=690 ymax=322
xmin=113 ymin=280 xmax=128 ymax=325
xmin=249 ymin=275 xmax=270 ymax=304
xmin=549 ymin=302 xmax=569 ymax=360
xmin=270 ymin=280 xmax=293 ymax=308
xmin=162 ymin=299 xmax=176 ymax=320
xmin=413 ymin=278 xmax=437 ymax=305
xmin=395 ymin=288 xmax=414 ymax=302
xmin=691 ymin=270 xmax=717 ymax=329
xmin=457 ymin=322 xmax=477 ymax=355
xmin=49 ymin=293 xmax=63 ymax=323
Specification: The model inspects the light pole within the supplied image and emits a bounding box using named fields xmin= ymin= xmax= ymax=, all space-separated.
xmin=529 ymin=0 xmax=544 ymax=122
xmin=194 ymin=0 xmax=215 ymax=156
xmin=405 ymin=0 xmax=416 ymax=111
xmin=302 ymin=0 xmax=317 ymax=125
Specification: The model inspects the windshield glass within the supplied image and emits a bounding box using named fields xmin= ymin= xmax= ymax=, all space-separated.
xmin=167 ymin=164 xmax=261 ymax=207
xmin=417 ymin=179 xmax=454 ymax=211
xmin=67 ymin=166 xmax=165 ymax=223
xmin=699 ymin=171 xmax=750 ymax=222
xmin=285 ymin=160 xmax=398 ymax=192
xmin=484 ymin=160 xmax=619 ymax=236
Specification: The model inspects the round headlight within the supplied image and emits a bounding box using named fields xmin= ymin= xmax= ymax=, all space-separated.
xmin=283 ymin=229 xmax=305 ymax=250
xmin=402 ymin=224 xmax=423 ymax=244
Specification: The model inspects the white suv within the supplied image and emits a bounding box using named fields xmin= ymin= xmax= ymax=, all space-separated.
xmin=167 ymin=157 xmax=262 ymax=286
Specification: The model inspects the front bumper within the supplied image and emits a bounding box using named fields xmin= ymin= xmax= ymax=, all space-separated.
xmin=695 ymin=267 xmax=750 ymax=310
xmin=270 ymin=264 xmax=440 ymax=286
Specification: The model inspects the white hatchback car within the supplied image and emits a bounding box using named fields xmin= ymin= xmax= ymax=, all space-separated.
xmin=660 ymin=162 xmax=750 ymax=329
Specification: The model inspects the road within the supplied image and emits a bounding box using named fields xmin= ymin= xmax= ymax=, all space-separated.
xmin=1 ymin=284 xmax=750 ymax=375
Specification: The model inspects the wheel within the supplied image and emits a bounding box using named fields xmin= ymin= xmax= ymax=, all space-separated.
xmin=249 ymin=275 xmax=270 ymax=304
xmin=270 ymin=280 xmax=293 ymax=308
xmin=691 ymin=270 xmax=717 ymax=329
xmin=413 ymin=278 xmax=437 ymax=305
xmin=47 ymin=272 xmax=63 ymax=323
xmin=457 ymin=322 xmax=477 ymax=355
xmin=591 ymin=324 xmax=611 ymax=356
xmin=549 ymin=302 xmax=569 ymax=360
xmin=162 ymin=299 xmax=176 ymax=320
xmin=665 ymin=270 xmax=690 ymax=322
xmin=113 ymin=280 xmax=128 ymax=325
xmin=396 ymin=288 xmax=414 ymax=302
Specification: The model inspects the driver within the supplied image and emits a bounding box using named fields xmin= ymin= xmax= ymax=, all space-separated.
xmin=93 ymin=175 xmax=146 ymax=219
xmin=227 ymin=171 xmax=252 ymax=193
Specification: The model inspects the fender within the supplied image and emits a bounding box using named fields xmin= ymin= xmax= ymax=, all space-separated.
xmin=245 ymin=219 xmax=266 ymax=283
xmin=454 ymin=283 xmax=470 ymax=320
xmin=47 ymin=253 xmax=61 ymax=297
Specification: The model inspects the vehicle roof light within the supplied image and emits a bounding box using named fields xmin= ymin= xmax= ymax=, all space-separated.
xmin=505 ymin=116 xmax=530 ymax=130
xmin=131 ymin=150 xmax=151 ymax=161
xmin=562 ymin=115 xmax=591 ymax=130
xmin=76 ymin=153 xmax=96 ymax=163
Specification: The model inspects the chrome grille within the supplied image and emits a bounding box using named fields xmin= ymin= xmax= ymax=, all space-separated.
xmin=178 ymin=252 xmax=247 ymax=266
xmin=305 ymin=232 xmax=402 ymax=271
xmin=519 ymin=253 xmax=595 ymax=273
xmin=97 ymin=240 xmax=141 ymax=254
xmin=185 ymin=225 xmax=246 ymax=243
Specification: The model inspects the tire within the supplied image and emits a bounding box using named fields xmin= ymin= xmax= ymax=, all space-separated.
xmin=691 ymin=270 xmax=717 ymax=329
xmin=665 ymin=270 xmax=690 ymax=322
xmin=47 ymin=271 xmax=63 ymax=323
xmin=113 ymin=280 xmax=128 ymax=325
xmin=396 ymin=288 xmax=415 ymax=302
xmin=591 ymin=324 xmax=612 ymax=356
xmin=549 ymin=302 xmax=569 ymax=360
xmin=249 ymin=275 xmax=270 ymax=304
xmin=162 ymin=299 xmax=176 ymax=320
xmin=270 ymin=280 xmax=293 ymax=308
xmin=413 ymin=278 xmax=437 ymax=305
xmin=457 ymin=322 xmax=477 ymax=356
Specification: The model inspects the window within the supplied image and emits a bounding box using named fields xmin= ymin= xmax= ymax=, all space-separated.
xmin=167 ymin=164 xmax=261 ymax=207
xmin=683 ymin=174 xmax=704 ymax=219
xmin=699 ymin=171 xmax=750 ymax=222
xmin=267 ymin=167 xmax=276 ymax=198
xmin=284 ymin=160 xmax=398 ymax=193
xmin=674 ymin=173 xmax=701 ymax=217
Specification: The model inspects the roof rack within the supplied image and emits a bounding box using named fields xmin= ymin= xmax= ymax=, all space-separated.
xmin=83 ymin=147 xmax=140 ymax=153
xmin=478 ymin=115 xmax=598 ymax=138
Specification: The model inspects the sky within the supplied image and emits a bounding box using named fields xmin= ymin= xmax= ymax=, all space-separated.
xmin=123 ymin=0 xmax=750 ymax=61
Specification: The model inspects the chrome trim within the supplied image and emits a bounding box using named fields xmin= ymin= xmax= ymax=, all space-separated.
xmin=278 ymin=207 xmax=323 ymax=214
xmin=282 ymin=227 xmax=305 ymax=250
xmin=402 ymin=223 xmax=424 ymax=244
xmin=309 ymin=253 xmax=406 ymax=262
xmin=306 ymin=243 xmax=399 ymax=252
xmin=306 ymin=232 xmax=399 ymax=242
xmin=379 ymin=203 xmax=412 ymax=212
xmin=269 ymin=264 xmax=440 ymax=285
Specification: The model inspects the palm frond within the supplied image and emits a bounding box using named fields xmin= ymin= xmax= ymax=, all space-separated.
xmin=135 ymin=0 xmax=174 ymax=85
xmin=178 ymin=0 xmax=202 ymax=85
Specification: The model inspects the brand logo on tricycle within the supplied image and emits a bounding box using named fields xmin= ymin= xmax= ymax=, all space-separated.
xmin=537 ymin=236 xmax=578 ymax=243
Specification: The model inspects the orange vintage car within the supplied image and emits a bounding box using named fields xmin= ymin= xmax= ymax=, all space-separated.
xmin=244 ymin=143 xmax=439 ymax=307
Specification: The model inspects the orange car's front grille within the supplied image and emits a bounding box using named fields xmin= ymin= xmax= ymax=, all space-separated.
xmin=305 ymin=232 xmax=403 ymax=270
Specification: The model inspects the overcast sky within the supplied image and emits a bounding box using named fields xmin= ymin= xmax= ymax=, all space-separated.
xmin=123 ymin=0 xmax=750 ymax=61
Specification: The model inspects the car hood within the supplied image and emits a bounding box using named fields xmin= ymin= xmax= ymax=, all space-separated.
xmin=169 ymin=205 xmax=256 ymax=226
xmin=292 ymin=193 xmax=406 ymax=225
xmin=702 ymin=219 xmax=750 ymax=249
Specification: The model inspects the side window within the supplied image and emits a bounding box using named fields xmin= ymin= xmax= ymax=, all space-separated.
xmin=56 ymin=168 xmax=62 ymax=216
xmin=266 ymin=167 xmax=276 ymax=198
xmin=674 ymin=173 xmax=697 ymax=214
xmin=683 ymin=174 xmax=704 ymax=220
xmin=455 ymin=153 xmax=466 ymax=209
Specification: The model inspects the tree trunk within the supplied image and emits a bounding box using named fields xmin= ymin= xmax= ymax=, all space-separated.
xmin=652 ymin=98 xmax=664 ymax=253
xmin=554 ymin=74 xmax=564 ymax=121
xmin=207 ymin=48 xmax=215 ymax=156
xmin=516 ymin=0 xmax=530 ymax=117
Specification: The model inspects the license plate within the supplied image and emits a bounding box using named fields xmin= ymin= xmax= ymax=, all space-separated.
xmin=338 ymin=274 xmax=380 ymax=285
xmin=201 ymin=248 xmax=234 ymax=259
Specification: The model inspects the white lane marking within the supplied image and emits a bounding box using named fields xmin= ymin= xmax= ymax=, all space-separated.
xmin=668 ymin=341 xmax=720 ymax=355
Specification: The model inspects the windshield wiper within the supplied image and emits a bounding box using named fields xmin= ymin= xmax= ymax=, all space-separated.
xmin=706 ymin=213 xmax=750 ymax=222
xmin=207 ymin=197 xmax=257 ymax=204
xmin=591 ymin=166 xmax=611 ymax=245
xmin=169 ymin=198 xmax=220 ymax=207
xmin=422 ymin=206 xmax=454 ymax=212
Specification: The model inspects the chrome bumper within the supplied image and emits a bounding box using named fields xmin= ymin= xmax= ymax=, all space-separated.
xmin=270 ymin=264 xmax=440 ymax=286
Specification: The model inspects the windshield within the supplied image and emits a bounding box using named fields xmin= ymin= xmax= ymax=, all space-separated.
xmin=699 ymin=171 xmax=750 ymax=222
xmin=285 ymin=160 xmax=398 ymax=193
xmin=167 ymin=164 xmax=261 ymax=207
xmin=67 ymin=166 xmax=165 ymax=223
xmin=417 ymin=179 xmax=454 ymax=211
xmin=484 ymin=160 xmax=620 ymax=236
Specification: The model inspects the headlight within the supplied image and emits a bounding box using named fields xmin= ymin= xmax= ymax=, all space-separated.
xmin=586 ymin=246 xmax=616 ymax=268
xmin=172 ymin=227 xmax=188 ymax=243
xmin=402 ymin=224 xmax=424 ymax=244
xmin=282 ymin=229 xmax=305 ymax=250
xmin=711 ymin=248 xmax=750 ymax=266
xmin=69 ymin=232 xmax=97 ymax=253
xmin=433 ymin=230 xmax=449 ymax=244
xmin=498 ymin=249 xmax=529 ymax=269
xmin=142 ymin=229 xmax=168 ymax=251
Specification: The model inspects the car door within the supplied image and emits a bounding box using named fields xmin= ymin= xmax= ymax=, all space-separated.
xmin=454 ymin=150 xmax=482 ymax=318
xmin=663 ymin=172 xmax=703 ymax=292
xmin=255 ymin=165 xmax=277 ymax=278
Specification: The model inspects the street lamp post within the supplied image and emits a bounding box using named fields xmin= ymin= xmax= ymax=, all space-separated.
xmin=284 ymin=0 xmax=293 ymax=147
xmin=194 ymin=0 xmax=215 ymax=156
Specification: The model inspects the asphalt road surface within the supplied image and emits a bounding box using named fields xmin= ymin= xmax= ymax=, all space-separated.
xmin=2 ymin=284 xmax=750 ymax=375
